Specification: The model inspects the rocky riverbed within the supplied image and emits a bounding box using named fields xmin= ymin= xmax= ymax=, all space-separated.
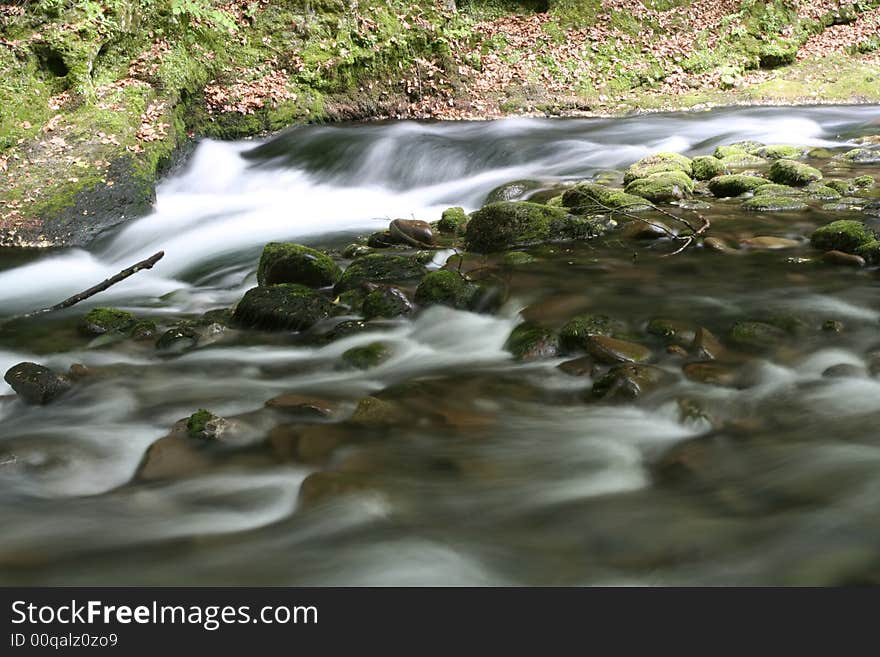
xmin=1 ymin=107 xmax=879 ymax=585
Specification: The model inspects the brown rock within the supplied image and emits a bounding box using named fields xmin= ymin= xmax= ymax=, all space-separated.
xmin=690 ymin=327 xmax=725 ymax=361
xmin=389 ymin=219 xmax=435 ymax=247
xmin=265 ymin=393 xmax=340 ymax=418
xmin=586 ymin=335 xmax=653 ymax=364
xmin=741 ymin=236 xmax=801 ymax=250
xmin=557 ymin=356 xmax=597 ymax=377
xmin=823 ymin=250 xmax=865 ymax=267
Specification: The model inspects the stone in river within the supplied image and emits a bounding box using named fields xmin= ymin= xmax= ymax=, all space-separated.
xmin=4 ymin=362 xmax=71 ymax=405
xmin=505 ymin=323 xmax=560 ymax=361
xmin=821 ymin=363 xmax=867 ymax=379
xmin=591 ymin=364 xmax=673 ymax=401
xmin=740 ymin=236 xmax=801 ymax=249
xmin=389 ymin=219 xmax=436 ymax=247
xmin=257 ymin=242 xmax=342 ymax=288
xmin=265 ymin=393 xmax=340 ymax=418
xmin=822 ymin=250 xmax=865 ymax=267
xmin=682 ymin=361 xmax=743 ymax=387
xmin=586 ymin=335 xmax=653 ymax=364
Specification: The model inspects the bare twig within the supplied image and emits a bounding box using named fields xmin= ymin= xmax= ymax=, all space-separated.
xmin=15 ymin=251 xmax=165 ymax=321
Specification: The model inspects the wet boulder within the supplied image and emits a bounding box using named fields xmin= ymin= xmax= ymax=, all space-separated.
xmin=624 ymin=170 xmax=695 ymax=203
xmin=79 ymin=307 xmax=136 ymax=336
xmin=713 ymin=141 xmax=763 ymax=159
xmin=854 ymin=240 xmax=880 ymax=265
xmin=707 ymin=174 xmax=766 ymax=197
xmin=257 ymin=242 xmax=342 ymax=288
xmin=768 ymin=159 xmax=822 ymax=186
xmin=691 ymin=156 xmax=726 ymax=181
xmin=414 ymin=270 xmax=479 ymax=310
xmin=810 ymin=220 xmax=874 ymax=253
xmin=186 ymin=409 xmax=229 ymax=440
xmin=719 ymin=153 xmax=768 ymax=169
xmin=505 ymin=323 xmax=560 ymax=361
xmin=561 ymin=183 xmax=652 ymax=213
xmin=591 ymin=364 xmax=673 ymax=401
xmin=437 ymin=207 xmax=468 ymax=234
xmin=623 ymin=152 xmax=693 ymax=184
xmin=362 ymin=286 xmax=414 ymax=319
xmin=464 ymin=201 xmax=570 ymax=253
xmin=486 ymin=179 xmax=543 ymax=204
xmin=334 ymin=254 xmax=428 ymax=293
xmin=388 ymin=219 xmax=435 ymax=247
xmin=298 ymin=471 xmax=372 ymax=508
xmin=265 ymin=392 xmax=340 ymax=418
xmin=585 ymin=335 xmax=653 ymax=364
xmin=728 ymin=321 xmax=787 ymax=352
xmin=4 ymin=362 xmax=71 ymax=405
xmin=155 ymin=325 xmax=200 ymax=353
xmin=233 ymin=284 xmax=336 ymax=331
xmin=822 ymin=250 xmax=865 ymax=268
xmin=645 ymin=318 xmax=696 ymax=346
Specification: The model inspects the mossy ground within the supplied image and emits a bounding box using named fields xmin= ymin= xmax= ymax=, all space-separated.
xmin=3 ymin=1 xmax=880 ymax=247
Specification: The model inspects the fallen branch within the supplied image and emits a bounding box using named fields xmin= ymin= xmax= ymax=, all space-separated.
xmin=19 ymin=251 xmax=165 ymax=320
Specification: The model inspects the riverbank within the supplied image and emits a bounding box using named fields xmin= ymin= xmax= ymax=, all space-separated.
xmin=2 ymin=1 xmax=880 ymax=248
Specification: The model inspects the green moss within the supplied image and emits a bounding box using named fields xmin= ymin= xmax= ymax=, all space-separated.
xmin=810 ymin=220 xmax=875 ymax=253
xmin=187 ymin=409 xmax=215 ymax=440
xmin=691 ymin=155 xmax=726 ymax=181
xmin=414 ymin=270 xmax=478 ymax=309
xmin=728 ymin=320 xmax=787 ymax=352
xmin=559 ymin=314 xmax=618 ymax=353
xmin=854 ymin=175 xmax=876 ymax=189
xmin=502 ymin=251 xmax=537 ymax=266
xmin=741 ymin=195 xmax=808 ymax=212
xmin=257 ymin=242 xmax=341 ymax=288
xmin=624 ymin=170 xmax=694 ymax=202
xmin=561 ymin=183 xmax=653 ymax=213
xmin=768 ymin=159 xmax=823 ymax=186
xmin=233 ymin=284 xmax=337 ymax=331
xmin=335 ymin=254 xmax=428 ymax=293
xmin=79 ymin=307 xmax=136 ymax=336
xmin=854 ymin=240 xmax=880 ymax=265
xmin=719 ymin=153 xmax=768 ymax=168
xmin=838 ymin=148 xmax=880 ymax=164
xmin=505 ymin=322 xmax=560 ymax=361
xmin=438 ymin=207 xmax=468 ymax=234
xmin=750 ymin=144 xmax=806 ymax=160
xmin=342 ymin=342 xmax=393 ymax=369
xmin=362 ymin=286 xmax=413 ymax=319
xmin=754 ymin=183 xmax=802 ymax=197
xmin=713 ymin=142 xmax=763 ymax=159
xmin=623 ymin=152 xmax=693 ymax=184
xmin=464 ymin=201 xmax=570 ymax=253
xmin=805 ymin=183 xmax=841 ymax=200
xmin=707 ymin=174 xmax=767 ymax=197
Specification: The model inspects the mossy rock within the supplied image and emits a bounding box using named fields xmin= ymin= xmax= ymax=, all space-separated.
xmin=728 ymin=321 xmax=788 ymax=351
xmin=854 ymin=175 xmax=876 ymax=189
xmin=768 ymin=159 xmax=823 ymax=186
xmin=826 ymin=179 xmax=854 ymax=195
xmin=505 ymin=323 xmax=559 ymax=361
xmin=4 ymin=361 xmax=71 ymax=405
xmin=810 ymin=220 xmax=875 ymax=253
xmin=837 ymin=148 xmax=880 ymax=164
xmin=713 ymin=141 xmax=763 ymax=159
xmin=854 ymin=240 xmax=880 ymax=265
xmin=750 ymin=144 xmax=806 ymax=160
xmin=155 ymin=325 xmax=200 ymax=353
xmin=623 ymin=152 xmax=693 ymax=184
xmin=130 ymin=319 xmax=158 ymax=340
xmin=719 ymin=153 xmax=768 ymax=169
xmin=561 ymin=183 xmax=653 ymax=213
xmin=502 ymin=251 xmax=538 ymax=266
xmin=758 ymin=39 xmax=798 ymax=68
xmin=624 ymin=170 xmax=695 ymax=203
xmin=437 ymin=206 xmax=468 ymax=234
xmin=342 ymin=342 xmax=393 ymax=370
xmin=257 ymin=242 xmax=342 ymax=288
xmin=559 ymin=314 xmax=620 ymax=353
xmin=414 ymin=270 xmax=478 ymax=310
xmin=334 ymin=254 xmax=428 ymax=293
xmin=741 ymin=196 xmax=808 ymax=212
xmin=754 ymin=183 xmax=803 ymax=197
xmin=486 ymin=180 xmax=543 ymax=203
xmin=79 ymin=307 xmax=137 ymax=336
xmin=464 ymin=201 xmax=570 ymax=253
xmin=186 ymin=409 xmax=224 ymax=440
xmin=707 ymin=174 xmax=767 ymax=197
xmin=805 ymin=183 xmax=841 ymax=201
xmin=233 ymin=284 xmax=336 ymax=331
xmin=691 ymin=155 xmax=727 ymax=181
xmin=362 ymin=286 xmax=413 ymax=319
xmin=645 ymin=318 xmax=696 ymax=346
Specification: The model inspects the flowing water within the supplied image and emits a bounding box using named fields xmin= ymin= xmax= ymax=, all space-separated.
xmin=1 ymin=106 xmax=879 ymax=585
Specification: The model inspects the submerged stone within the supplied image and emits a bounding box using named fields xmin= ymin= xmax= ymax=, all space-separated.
xmin=740 ymin=236 xmax=801 ymax=249
xmin=79 ymin=307 xmax=136 ymax=336
xmin=464 ymin=201 xmax=570 ymax=253
xmin=822 ymin=250 xmax=865 ymax=267
xmin=624 ymin=170 xmax=694 ymax=203
xmin=505 ymin=323 xmax=559 ymax=361
xmin=233 ymin=284 xmax=336 ymax=331
xmin=768 ymin=159 xmax=822 ymax=186
xmin=728 ymin=321 xmax=787 ymax=351
xmin=623 ymin=152 xmax=693 ymax=184
xmin=707 ymin=174 xmax=766 ymax=197
xmin=810 ymin=220 xmax=874 ymax=253
xmin=257 ymin=242 xmax=341 ymax=288
xmin=342 ymin=342 xmax=393 ymax=370
xmin=334 ymin=254 xmax=428 ymax=293
xmin=4 ymin=362 xmax=71 ymax=405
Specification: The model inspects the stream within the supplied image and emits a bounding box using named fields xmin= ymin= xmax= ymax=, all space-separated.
xmin=1 ymin=105 xmax=879 ymax=585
